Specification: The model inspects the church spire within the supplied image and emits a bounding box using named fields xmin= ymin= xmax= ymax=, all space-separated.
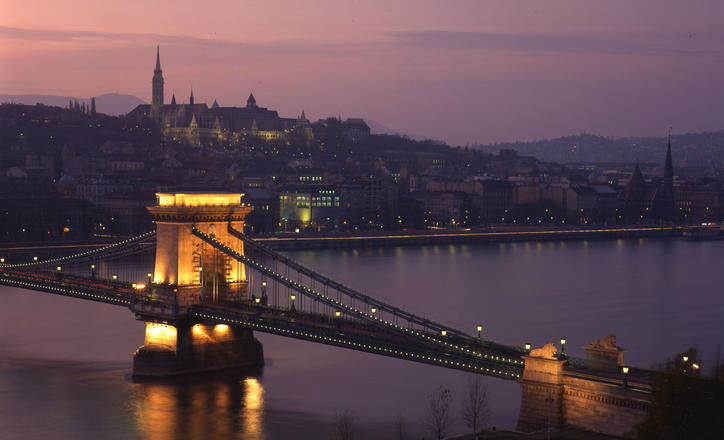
xmin=170 ymin=93 xmax=176 ymax=105
xmin=155 ymin=45 xmax=162 ymax=73
xmin=189 ymin=87 xmax=194 ymax=106
xmin=151 ymin=45 xmax=164 ymax=120
xmin=662 ymin=127 xmax=675 ymax=221
xmin=664 ymin=129 xmax=673 ymax=180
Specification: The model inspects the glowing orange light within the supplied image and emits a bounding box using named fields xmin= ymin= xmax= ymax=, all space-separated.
xmin=145 ymin=322 xmax=177 ymax=346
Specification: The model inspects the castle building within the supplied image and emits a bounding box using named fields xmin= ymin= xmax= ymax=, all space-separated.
xmin=129 ymin=47 xmax=311 ymax=147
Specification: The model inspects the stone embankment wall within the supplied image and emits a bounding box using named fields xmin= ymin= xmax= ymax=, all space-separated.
xmin=517 ymin=338 xmax=651 ymax=438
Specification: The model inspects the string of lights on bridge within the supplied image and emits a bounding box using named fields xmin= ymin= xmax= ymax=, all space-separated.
xmin=231 ymin=225 xmax=475 ymax=342
xmin=193 ymin=311 xmax=522 ymax=379
xmin=193 ymin=227 xmax=524 ymax=368
xmin=0 ymin=231 xmax=155 ymax=269
xmin=0 ymin=277 xmax=131 ymax=306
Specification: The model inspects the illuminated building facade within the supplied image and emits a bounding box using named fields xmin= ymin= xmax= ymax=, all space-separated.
xmin=278 ymin=185 xmax=341 ymax=231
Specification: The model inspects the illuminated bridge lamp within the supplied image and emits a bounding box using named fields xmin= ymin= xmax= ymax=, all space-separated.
xmin=441 ymin=330 xmax=447 ymax=336
xmin=560 ymin=337 xmax=567 ymax=356
xmin=335 ymin=311 xmax=341 ymax=317
xmin=1 ymin=258 xmax=5 ymax=263
xmin=682 ymin=356 xmax=689 ymax=362
xmin=262 ymin=281 xmax=267 ymax=287
xmin=476 ymin=325 xmax=483 ymax=339
xmin=525 ymin=343 xmax=532 ymax=352
xmin=33 ymin=256 xmax=38 ymax=261
xmin=622 ymin=366 xmax=629 ymax=387
xmin=56 ymin=266 xmax=61 ymax=271
xmin=254 ymin=297 xmax=261 ymax=304
xmin=112 ymin=274 xmax=118 ymax=280
xmin=692 ymin=363 xmax=700 ymax=370
xmin=370 ymin=307 xmax=376 ymax=314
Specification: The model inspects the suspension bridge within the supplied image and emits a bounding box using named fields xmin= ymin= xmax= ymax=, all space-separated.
xmin=0 ymin=192 xmax=524 ymax=379
xmin=0 ymin=192 xmax=655 ymax=435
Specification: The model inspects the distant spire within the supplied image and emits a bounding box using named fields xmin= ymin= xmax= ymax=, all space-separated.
xmin=171 ymin=93 xmax=176 ymax=105
xmin=151 ymin=45 xmax=164 ymax=116
xmin=189 ymin=87 xmax=194 ymax=106
xmin=155 ymin=45 xmax=161 ymax=73
xmin=629 ymin=160 xmax=645 ymax=187
xmin=665 ymin=127 xmax=673 ymax=178
xmin=212 ymin=99 xmax=219 ymax=109
xmin=663 ymin=127 xmax=675 ymax=220
xmin=300 ymin=109 xmax=306 ymax=120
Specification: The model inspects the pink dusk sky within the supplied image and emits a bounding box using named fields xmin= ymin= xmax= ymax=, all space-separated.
xmin=1 ymin=0 xmax=723 ymax=145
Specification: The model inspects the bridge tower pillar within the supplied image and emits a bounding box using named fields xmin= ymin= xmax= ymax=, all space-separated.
xmin=133 ymin=192 xmax=263 ymax=376
xmin=516 ymin=348 xmax=565 ymax=432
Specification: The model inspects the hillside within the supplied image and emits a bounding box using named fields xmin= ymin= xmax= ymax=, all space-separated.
xmin=0 ymin=93 xmax=145 ymax=116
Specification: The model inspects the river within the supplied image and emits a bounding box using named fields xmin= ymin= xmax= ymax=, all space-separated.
xmin=1 ymin=238 xmax=722 ymax=439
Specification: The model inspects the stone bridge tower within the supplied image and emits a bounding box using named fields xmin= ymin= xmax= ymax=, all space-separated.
xmin=147 ymin=192 xmax=252 ymax=304
xmin=133 ymin=192 xmax=262 ymax=376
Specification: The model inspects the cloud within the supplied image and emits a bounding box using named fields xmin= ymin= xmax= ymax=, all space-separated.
xmin=0 ymin=26 xmax=371 ymax=56
xmin=388 ymin=30 xmax=722 ymax=57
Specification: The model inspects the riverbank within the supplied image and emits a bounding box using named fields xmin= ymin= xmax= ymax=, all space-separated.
xmin=0 ymin=226 xmax=680 ymax=257
xmin=255 ymin=226 xmax=679 ymax=250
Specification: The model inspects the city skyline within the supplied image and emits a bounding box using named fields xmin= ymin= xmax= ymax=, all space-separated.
xmin=2 ymin=0 xmax=724 ymax=145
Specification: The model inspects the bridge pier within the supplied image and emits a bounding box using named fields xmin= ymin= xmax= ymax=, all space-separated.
xmin=133 ymin=321 xmax=263 ymax=376
xmin=516 ymin=354 xmax=565 ymax=432
xmin=516 ymin=337 xmax=650 ymax=438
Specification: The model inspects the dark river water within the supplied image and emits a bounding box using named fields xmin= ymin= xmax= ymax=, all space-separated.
xmin=1 ymin=238 xmax=723 ymax=439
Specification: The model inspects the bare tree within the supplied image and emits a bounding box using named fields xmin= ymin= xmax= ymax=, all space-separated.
xmin=396 ymin=411 xmax=407 ymax=440
xmin=426 ymin=386 xmax=454 ymax=440
xmin=462 ymin=375 xmax=490 ymax=439
xmin=334 ymin=409 xmax=356 ymax=440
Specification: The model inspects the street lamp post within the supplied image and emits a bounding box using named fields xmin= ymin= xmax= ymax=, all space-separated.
xmin=476 ymin=325 xmax=483 ymax=339
xmin=560 ymin=337 xmax=567 ymax=358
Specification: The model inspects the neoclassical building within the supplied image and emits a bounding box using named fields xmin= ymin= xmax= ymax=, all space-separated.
xmin=128 ymin=47 xmax=312 ymax=147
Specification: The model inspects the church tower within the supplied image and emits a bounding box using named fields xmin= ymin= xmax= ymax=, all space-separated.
xmin=662 ymin=132 xmax=675 ymax=221
xmin=151 ymin=46 xmax=164 ymax=120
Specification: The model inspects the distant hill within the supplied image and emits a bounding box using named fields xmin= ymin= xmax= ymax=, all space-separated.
xmin=474 ymin=131 xmax=724 ymax=171
xmin=0 ymin=93 xmax=145 ymax=116
xmin=366 ymin=119 xmax=431 ymax=142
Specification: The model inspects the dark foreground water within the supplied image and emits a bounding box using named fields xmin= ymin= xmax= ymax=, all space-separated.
xmin=1 ymin=238 xmax=723 ymax=439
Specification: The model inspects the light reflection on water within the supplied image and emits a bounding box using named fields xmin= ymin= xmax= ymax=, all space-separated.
xmin=0 ymin=238 xmax=723 ymax=439
xmin=131 ymin=373 xmax=265 ymax=440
